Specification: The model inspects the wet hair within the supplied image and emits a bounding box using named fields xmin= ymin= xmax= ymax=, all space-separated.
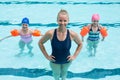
xmin=57 ymin=9 xmax=69 ymax=20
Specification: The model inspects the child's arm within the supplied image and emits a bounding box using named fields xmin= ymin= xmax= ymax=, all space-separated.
xmin=0 ymin=35 xmax=12 ymax=41
xmin=100 ymin=26 xmax=108 ymax=41
xmin=0 ymin=29 xmax=20 ymax=42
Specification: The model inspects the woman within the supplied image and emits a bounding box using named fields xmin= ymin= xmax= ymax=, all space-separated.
xmin=38 ymin=9 xmax=82 ymax=80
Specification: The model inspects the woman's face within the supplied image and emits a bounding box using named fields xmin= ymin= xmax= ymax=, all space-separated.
xmin=57 ymin=14 xmax=69 ymax=27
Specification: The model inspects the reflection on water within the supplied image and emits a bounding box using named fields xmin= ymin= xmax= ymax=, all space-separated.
xmin=0 ymin=68 xmax=120 ymax=79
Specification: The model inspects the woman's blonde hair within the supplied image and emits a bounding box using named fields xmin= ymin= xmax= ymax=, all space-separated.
xmin=57 ymin=9 xmax=69 ymax=20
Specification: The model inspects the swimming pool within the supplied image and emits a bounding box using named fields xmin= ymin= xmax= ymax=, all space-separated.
xmin=0 ymin=0 xmax=120 ymax=80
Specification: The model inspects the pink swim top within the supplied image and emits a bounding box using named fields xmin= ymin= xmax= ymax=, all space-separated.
xmin=20 ymin=34 xmax=32 ymax=43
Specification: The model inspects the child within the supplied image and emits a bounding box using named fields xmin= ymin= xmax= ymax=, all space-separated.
xmin=80 ymin=14 xmax=108 ymax=57
xmin=1 ymin=17 xmax=41 ymax=57
xmin=17 ymin=17 xmax=33 ymax=56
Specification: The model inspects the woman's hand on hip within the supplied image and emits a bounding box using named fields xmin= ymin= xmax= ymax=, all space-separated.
xmin=47 ymin=55 xmax=55 ymax=62
xmin=67 ymin=55 xmax=76 ymax=61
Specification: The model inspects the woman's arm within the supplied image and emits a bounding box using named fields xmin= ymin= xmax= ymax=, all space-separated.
xmin=68 ymin=30 xmax=82 ymax=61
xmin=38 ymin=30 xmax=55 ymax=61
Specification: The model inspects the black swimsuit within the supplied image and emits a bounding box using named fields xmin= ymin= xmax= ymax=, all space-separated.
xmin=51 ymin=29 xmax=71 ymax=64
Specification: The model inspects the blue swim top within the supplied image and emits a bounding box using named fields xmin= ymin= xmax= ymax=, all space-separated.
xmin=21 ymin=17 xmax=29 ymax=24
xmin=88 ymin=26 xmax=100 ymax=41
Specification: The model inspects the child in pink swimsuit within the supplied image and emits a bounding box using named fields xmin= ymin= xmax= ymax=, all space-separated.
xmin=0 ymin=17 xmax=41 ymax=57
xmin=17 ymin=17 xmax=33 ymax=57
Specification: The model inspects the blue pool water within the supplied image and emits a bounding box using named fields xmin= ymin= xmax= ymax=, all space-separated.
xmin=0 ymin=0 xmax=120 ymax=80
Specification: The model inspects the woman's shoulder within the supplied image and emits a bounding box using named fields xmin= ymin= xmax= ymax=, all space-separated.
xmin=69 ymin=29 xmax=78 ymax=37
xmin=42 ymin=29 xmax=55 ymax=40
xmin=46 ymin=29 xmax=55 ymax=34
xmin=69 ymin=29 xmax=80 ymax=40
xmin=43 ymin=29 xmax=55 ymax=38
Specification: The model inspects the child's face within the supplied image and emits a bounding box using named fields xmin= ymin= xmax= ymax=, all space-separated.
xmin=92 ymin=20 xmax=99 ymax=25
xmin=57 ymin=14 xmax=69 ymax=27
xmin=22 ymin=24 xmax=28 ymax=30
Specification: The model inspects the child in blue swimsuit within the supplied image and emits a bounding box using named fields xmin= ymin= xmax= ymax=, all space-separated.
xmin=81 ymin=14 xmax=107 ymax=57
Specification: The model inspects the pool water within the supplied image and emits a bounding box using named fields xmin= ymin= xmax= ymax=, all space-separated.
xmin=0 ymin=0 xmax=120 ymax=80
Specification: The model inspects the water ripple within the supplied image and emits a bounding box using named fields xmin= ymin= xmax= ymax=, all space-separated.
xmin=0 ymin=68 xmax=120 ymax=79
xmin=0 ymin=21 xmax=120 ymax=28
xmin=0 ymin=1 xmax=120 ymax=5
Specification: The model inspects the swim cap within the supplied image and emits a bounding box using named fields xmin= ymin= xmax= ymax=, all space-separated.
xmin=91 ymin=14 xmax=100 ymax=21
xmin=21 ymin=17 xmax=29 ymax=24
